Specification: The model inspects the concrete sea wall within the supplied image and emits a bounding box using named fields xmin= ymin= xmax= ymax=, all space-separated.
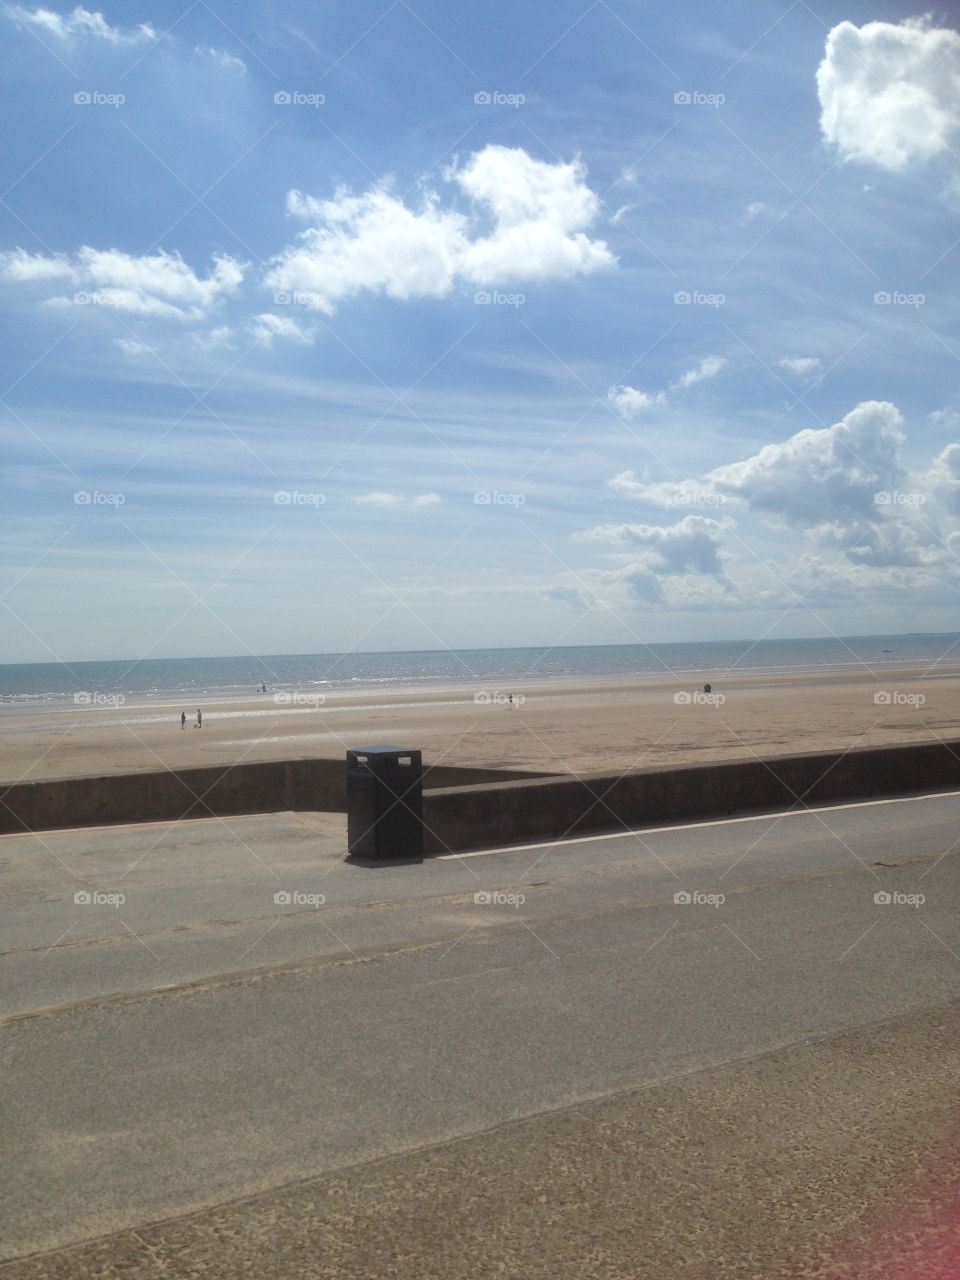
xmin=420 ymin=739 xmax=960 ymax=854
xmin=0 ymin=758 xmax=550 ymax=836
xmin=3 ymin=739 xmax=958 ymax=853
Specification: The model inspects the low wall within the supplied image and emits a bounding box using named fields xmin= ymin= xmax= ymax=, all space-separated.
xmin=5 ymin=739 xmax=959 ymax=850
xmin=421 ymin=739 xmax=960 ymax=854
xmin=0 ymin=758 xmax=552 ymax=836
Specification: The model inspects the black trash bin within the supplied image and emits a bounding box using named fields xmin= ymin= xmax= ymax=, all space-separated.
xmin=346 ymin=745 xmax=423 ymax=860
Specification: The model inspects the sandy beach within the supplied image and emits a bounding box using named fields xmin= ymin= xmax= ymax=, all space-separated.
xmin=1 ymin=665 xmax=958 ymax=784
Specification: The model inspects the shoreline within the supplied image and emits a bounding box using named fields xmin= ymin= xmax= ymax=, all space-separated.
xmin=0 ymin=664 xmax=957 ymax=785
xmin=3 ymin=658 xmax=960 ymax=720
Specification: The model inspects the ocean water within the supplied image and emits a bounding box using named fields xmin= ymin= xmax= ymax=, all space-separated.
xmin=0 ymin=634 xmax=958 ymax=710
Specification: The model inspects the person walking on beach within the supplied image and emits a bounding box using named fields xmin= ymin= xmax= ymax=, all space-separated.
xmin=180 ymin=711 xmax=186 ymax=730
xmin=196 ymin=708 xmax=202 ymax=729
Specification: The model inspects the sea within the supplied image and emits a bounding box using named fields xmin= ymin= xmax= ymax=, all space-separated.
xmin=1 ymin=633 xmax=958 ymax=711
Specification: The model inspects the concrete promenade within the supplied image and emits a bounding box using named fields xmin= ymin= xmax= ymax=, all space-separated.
xmin=3 ymin=793 xmax=960 ymax=1276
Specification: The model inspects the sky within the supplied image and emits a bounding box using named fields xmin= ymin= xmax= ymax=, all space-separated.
xmin=1 ymin=0 xmax=959 ymax=663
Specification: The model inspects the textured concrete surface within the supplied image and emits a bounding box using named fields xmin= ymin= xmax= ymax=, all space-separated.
xmin=4 ymin=1001 xmax=960 ymax=1279
xmin=3 ymin=794 xmax=960 ymax=1275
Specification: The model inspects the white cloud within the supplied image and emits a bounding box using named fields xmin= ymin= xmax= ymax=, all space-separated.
xmin=672 ymin=354 xmax=726 ymax=390
xmin=607 ymin=355 xmax=726 ymax=420
xmin=354 ymin=492 xmax=441 ymax=508
xmin=197 ymin=46 xmax=246 ymax=72
xmin=815 ymin=517 xmax=930 ymax=569
xmin=190 ymin=325 xmax=234 ymax=352
xmin=78 ymin=248 xmax=243 ymax=308
xmin=619 ymin=401 xmax=906 ymax=530
xmin=1 ymin=246 xmax=245 ymax=320
xmin=817 ymin=16 xmax=960 ymax=172
xmin=355 ymin=492 xmax=403 ymax=507
xmin=541 ymin=584 xmax=595 ymax=611
xmin=923 ymin=443 xmax=960 ymax=516
xmin=740 ymin=200 xmax=769 ymax=223
xmin=274 ymin=188 xmax=465 ymax=314
xmin=580 ymin=514 xmax=729 ymax=577
xmin=250 ymin=312 xmax=313 ymax=346
xmin=452 ymin=146 xmax=614 ymax=285
xmin=706 ymin=400 xmax=906 ymax=525
xmin=605 ymin=400 xmax=960 ymax=576
xmin=610 ymin=203 xmax=637 ymax=224
xmin=607 ymin=385 xmax=665 ymax=417
xmin=576 ymin=515 xmax=734 ymax=607
xmin=929 ymin=407 xmax=960 ymax=432
xmin=608 ymin=473 xmax=722 ymax=511
xmin=0 ymin=247 xmax=75 ymax=281
xmin=265 ymin=145 xmax=615 ymax=312
xmin=777 ymin=356 xmax=821 ymax=377
xmin=8 ymin=5 xmax=156 ymax=43
xmin=113 ymin=337 xmax=153 ymax=357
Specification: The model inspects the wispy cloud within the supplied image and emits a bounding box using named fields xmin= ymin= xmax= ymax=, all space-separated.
xmin=7 ymin=5 xmax=156 ymax=44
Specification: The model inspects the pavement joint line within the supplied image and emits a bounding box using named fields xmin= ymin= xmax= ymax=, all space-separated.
xmin=435 ymin=789 xmax=960 ymax=858
xmin=5 ymin=993 xmax=960 ymax=1274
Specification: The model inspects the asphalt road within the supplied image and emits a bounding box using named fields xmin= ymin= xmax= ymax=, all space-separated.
xmin=2 ymin=792 xmax=960 ymax=1272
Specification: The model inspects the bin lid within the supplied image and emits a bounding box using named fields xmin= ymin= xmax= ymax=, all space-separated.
xmin=351 ymin=744 xmax=418 ymax=755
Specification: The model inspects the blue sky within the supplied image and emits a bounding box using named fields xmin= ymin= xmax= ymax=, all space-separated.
xmin=1 ymin=0 xmax=958 ymax=662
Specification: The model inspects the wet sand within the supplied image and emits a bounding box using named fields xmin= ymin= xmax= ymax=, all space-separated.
xmin=1 ymin=665 xmax=958 ymax=784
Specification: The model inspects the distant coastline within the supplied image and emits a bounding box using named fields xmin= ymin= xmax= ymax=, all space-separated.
xmin=1 ymin=633 xmax=959 ymax=710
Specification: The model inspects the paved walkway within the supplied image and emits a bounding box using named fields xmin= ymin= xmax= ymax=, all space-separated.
xmin=3 ymin=795 xmax=960 ymax=1276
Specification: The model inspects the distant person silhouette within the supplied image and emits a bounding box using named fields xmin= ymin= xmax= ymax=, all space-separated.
xmin=196 ymin=708 xmax=202 ymax=729
xmin=180 ymin=711 xmax=186 ymax=730
xmin=704 ymin=683 xmax=712 ymax=694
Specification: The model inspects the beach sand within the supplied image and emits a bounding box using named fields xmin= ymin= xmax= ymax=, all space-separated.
xmin=1 ymin=666 xmax=958 ymax=784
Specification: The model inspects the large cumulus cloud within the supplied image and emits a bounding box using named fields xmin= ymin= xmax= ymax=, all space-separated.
xmin=265 ymin=145 xmax=615 ymax=313
xmin=817 ymin=16 xmax=960 ymax=173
